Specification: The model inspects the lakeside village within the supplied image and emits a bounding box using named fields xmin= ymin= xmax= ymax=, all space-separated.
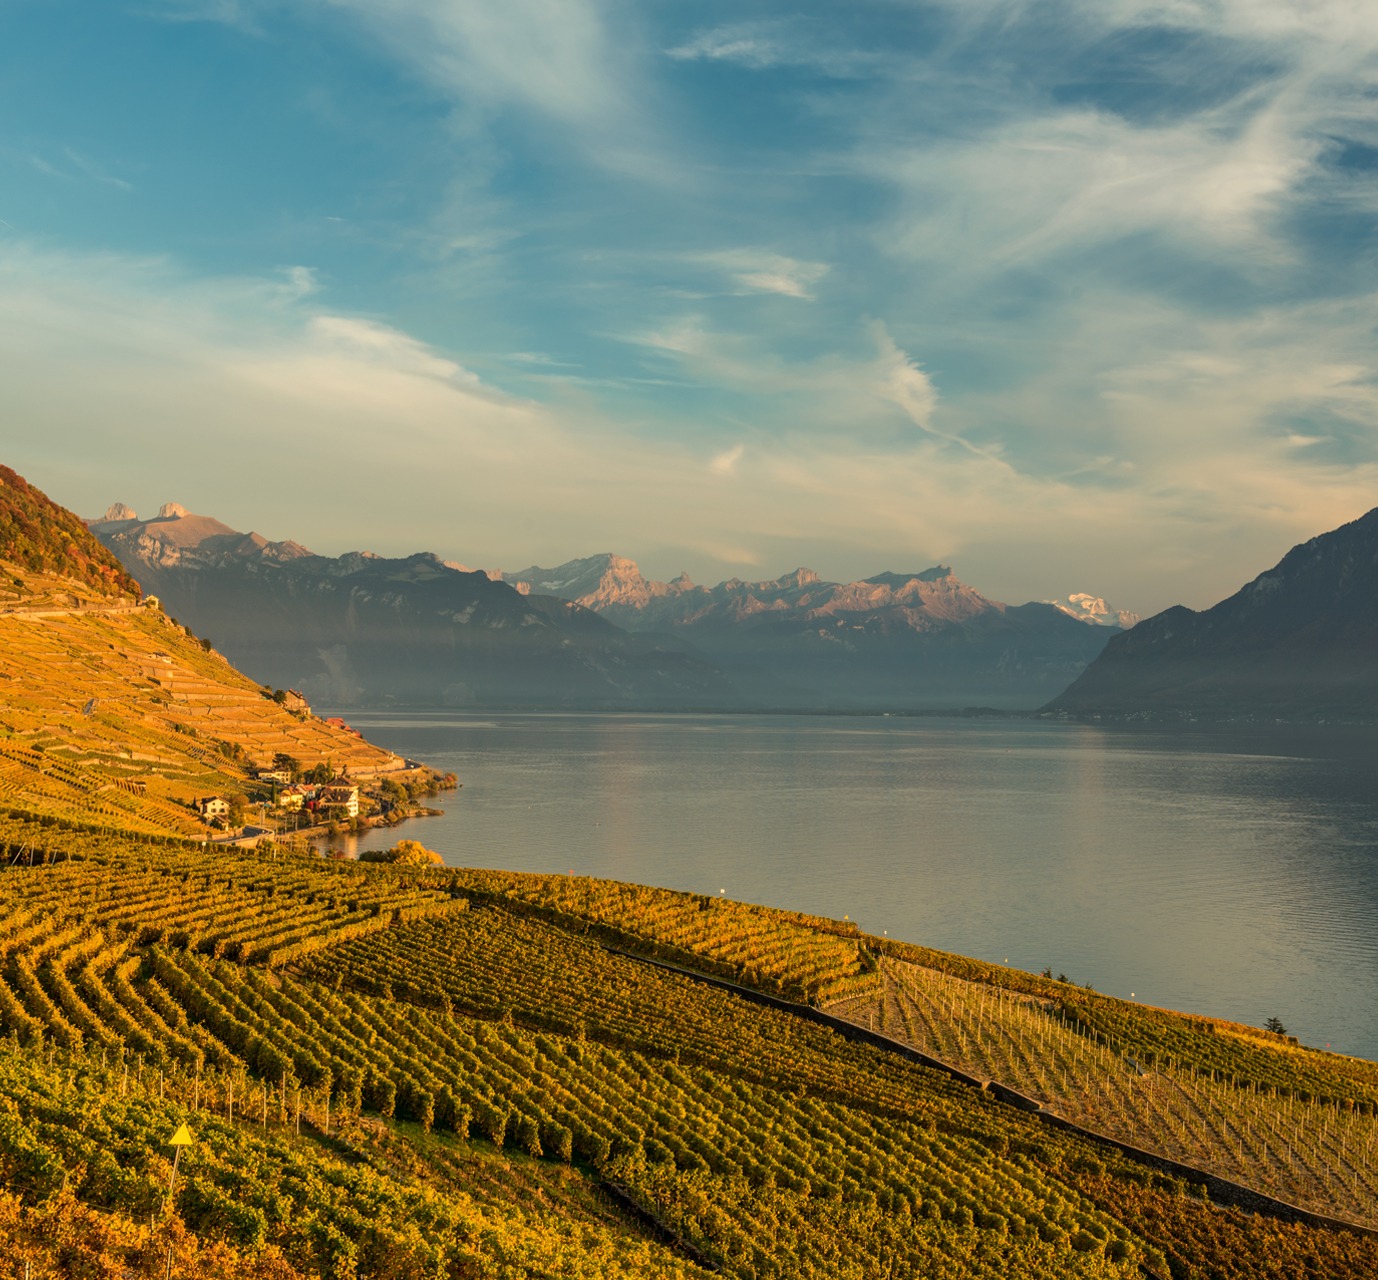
xmin=193 ymin=699 xmax=453 ymax=843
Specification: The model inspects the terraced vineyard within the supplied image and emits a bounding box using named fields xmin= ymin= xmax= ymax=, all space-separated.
xmin=0 ymin=813 xmax=465 ymax=968
xmin=0 ymin=823 xmax=1375 ymax=1276
xmin=826 ymin=955 xmax=1378 ymax=1227
xmin=0 ymin=1035 xmax=707 ymax=1280
xmin=0 ymin=590 xmax=408 ymax=834
xmin=4 ymin=465 xmax=1375 ymax=1275
xmin=450 ymin=868 xmax=881 ymax=1004
xmin=873 ymin=936 xmax=1378 ymax=1105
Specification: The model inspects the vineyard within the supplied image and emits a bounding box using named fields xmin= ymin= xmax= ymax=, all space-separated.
xmin=826 ymin=957 xmax=1378 ymax=1228
xmin=872 ymin=935 xmax=1378 ymax=1105
xmin=447 ymin=868 xmax=881 ymax=1004
xmin=0 ymin=822 xmax=1372 ymax=1277
xmin=0 ymin=599 xmax=407 ymax=834
xmin=0 ymin=1035 xmax=708 ymax=1279
xmin=0 ymin=813 xmax=465 ymax=969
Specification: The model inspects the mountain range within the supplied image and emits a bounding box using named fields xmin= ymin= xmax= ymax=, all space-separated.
xmin=89 ymin=506 xmax=1130 ymax=710
xmin=88 ymin=505 xmax=732 ymax=710
xmin=1049 ymin=506 xmax=1378 ymax=721
xmin=504 ymin=554 xmax=1127 ymax=709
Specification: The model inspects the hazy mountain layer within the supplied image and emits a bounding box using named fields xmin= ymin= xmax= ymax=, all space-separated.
xmin=1049 ymin=507 xmax=1378 ymax=720
xmin=507 ymin=555 xmax=1122 ymax=710
xmin=90 ymin=509 xmax=735 ymax=709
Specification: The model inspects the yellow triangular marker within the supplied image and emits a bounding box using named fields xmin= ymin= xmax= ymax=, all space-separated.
xmin=169 ymin=1124 xmax=194 ymax=1147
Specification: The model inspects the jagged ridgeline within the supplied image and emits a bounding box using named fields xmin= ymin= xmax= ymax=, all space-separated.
xmin=0 ymin=468 xmax=417 ymax=834
xmin=1 ymin=813 xmax=1376 ymax=1278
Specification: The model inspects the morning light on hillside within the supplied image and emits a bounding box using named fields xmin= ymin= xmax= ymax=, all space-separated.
xmin=3 ymin=2 xmax=1378 ymax=1277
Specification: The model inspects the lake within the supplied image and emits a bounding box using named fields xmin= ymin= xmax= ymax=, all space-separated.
xmin=335 ymin=712 xmax=1378 ymax=1061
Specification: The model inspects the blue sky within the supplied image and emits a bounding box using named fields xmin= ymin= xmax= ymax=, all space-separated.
xmin=4 ymin=0 xmax=1378 ymax=614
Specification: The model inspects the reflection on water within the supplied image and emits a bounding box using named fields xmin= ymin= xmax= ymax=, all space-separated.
xmin=338 ymin=712 xmax=1378 ymax=1060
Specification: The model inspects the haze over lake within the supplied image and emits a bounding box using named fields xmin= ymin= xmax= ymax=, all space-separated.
xmin=340 ymin=713 xmax=1378 ymax=1061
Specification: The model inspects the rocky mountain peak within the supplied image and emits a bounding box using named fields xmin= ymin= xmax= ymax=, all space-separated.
xmin=1047 ymin=592 xmax=1141 ymax=629
xmin=102 ymin=502 xmax=138 ymax=523
xmin=864 ymin=567 xmax=954 ymax=590
xmin=157 ymin=502 xmax=189 ymax=520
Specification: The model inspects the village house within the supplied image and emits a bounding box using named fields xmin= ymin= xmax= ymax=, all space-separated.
xmin=318 ymin=783 xmax=360 ymax=819
xmin=275 ymin=784 xmax=308 ymax=812
xmin=196 ymin=796 xmax=230 ymax=821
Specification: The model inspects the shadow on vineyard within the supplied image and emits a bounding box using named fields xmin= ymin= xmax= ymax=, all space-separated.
xmin=0 ymin=810 xmax=1374 ymax=1278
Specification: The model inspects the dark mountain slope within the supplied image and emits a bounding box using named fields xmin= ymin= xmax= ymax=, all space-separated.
xmin=1048 ymin=507 xmax=1378 ymax=719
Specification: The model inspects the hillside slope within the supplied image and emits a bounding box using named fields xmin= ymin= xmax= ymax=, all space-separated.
xmin=0 ymin=465 xmax=140 ymax=608
xmin=0 ymin=473 xmax=412 ymax=835
xmin=1049 ymin=507 xmax=1378 ymax=719
xmin=90 ymin=507 xmax=738 ymax=709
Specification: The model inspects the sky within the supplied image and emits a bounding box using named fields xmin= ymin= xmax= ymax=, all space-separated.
xmin=3 ymin=1 xmax=1378 ymax=615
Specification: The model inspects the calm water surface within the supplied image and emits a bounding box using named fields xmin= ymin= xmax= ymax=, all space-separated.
xmin=337 ymin=713 xmax=1378 ymax=1060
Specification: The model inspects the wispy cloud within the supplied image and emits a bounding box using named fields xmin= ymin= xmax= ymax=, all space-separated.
xmin=28 ymin=148 xmax=134 ymax=191
xmin=666 ymin=20 xmax=888 ymax=78
xmin=710 ymin=443 xmax=745 ymax=476
xmin=143 ymin=0 xmax=255 ymax=23
xmin=306 ymin=315 xmax=478 ymax=382
xmin=312 ymin=0 xmax=667 ymax=180
xmin=695 ymin=249 xmax=829 ymax=299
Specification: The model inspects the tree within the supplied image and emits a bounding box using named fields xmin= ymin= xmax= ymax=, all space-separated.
xmin=359 ymin=840 xmax=443 ymax=866
xmin=272 ymin=752 xmax=301 ymax=782
xmin=226 ymin=793 xmax=248 ymax=828
xmin=1265 ymin=1016 xmax=1288 ymax=1036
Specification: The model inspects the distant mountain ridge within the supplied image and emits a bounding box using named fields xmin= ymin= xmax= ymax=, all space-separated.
xmin=505 ymin=554 xmax=1128 ymax=709
xmin=89 ymin=508 xmax=734 ymax=710
xmin=93 ymin=510 xmax=1133 ymax=711
xmin=1048 ymin=506 xmax=1378 ymax=720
